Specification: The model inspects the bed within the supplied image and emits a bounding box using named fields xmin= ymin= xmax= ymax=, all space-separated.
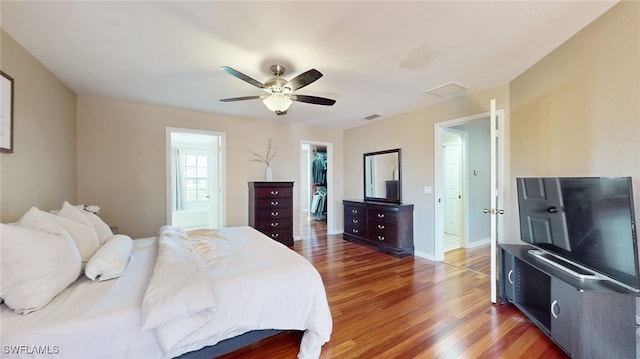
xmin=1 ymin=219 xmax=332 ymax=359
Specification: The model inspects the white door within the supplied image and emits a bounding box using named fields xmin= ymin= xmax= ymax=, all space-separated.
xmin=444 ymin=140 xmax=462 ymax=236
xmin=487 ymin=99 xmax=505 ymax=303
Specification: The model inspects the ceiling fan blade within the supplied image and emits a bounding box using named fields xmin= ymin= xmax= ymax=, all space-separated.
xmin=220 ymin=66 xmax=266 ymax=89
xmin=219 ymin=96 xmax=261 ymax=102
xmin=286 ymin=69 xmax=323 ymax=91
xmin=291 ymin=95 xmax=336 ymax=106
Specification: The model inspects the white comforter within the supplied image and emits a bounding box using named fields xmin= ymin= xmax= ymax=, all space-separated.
xmin=142 ymin=226 xmax=332 ymax=359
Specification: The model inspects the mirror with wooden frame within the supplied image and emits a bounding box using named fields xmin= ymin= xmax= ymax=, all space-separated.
xmin=363 ymin=148 xmax=401 ymax=203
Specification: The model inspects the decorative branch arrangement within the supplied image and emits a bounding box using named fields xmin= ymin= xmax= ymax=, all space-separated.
xmin=249 ymin=138 xmax=278 ymax=168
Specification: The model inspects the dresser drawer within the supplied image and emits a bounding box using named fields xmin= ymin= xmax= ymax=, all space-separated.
xmin=257 ymin=208 xmax=292 ymax=220
xmin=367 ymin=208 xmax=397 ymax=224
xmin=256 ymin=197 xmax=292 ymax=210
xmin=261 ymin=228 xmax=293 ymax=245
xmin=345 ymin=214 xmax=366 ymax=228
xmin=368 ymin=229 xmax=400 ymax=247
xmin=255 ymin=218 xmax=292 ymax=230
xmin=344 ymin=222 xmax=367 ymax=238
xmin=344 ymin=204 xmax=366 ymax=219
xmin=368 ymin=220 xmax=397 ymax=235
xmin=254 ymin=187 xmax=293 ymax=199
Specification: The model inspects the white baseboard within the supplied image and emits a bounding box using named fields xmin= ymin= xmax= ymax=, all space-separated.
xmin=466 ymin=237 xmax=490 ymax=248
xmin=414 ymin=251 xmax=437 ymax=261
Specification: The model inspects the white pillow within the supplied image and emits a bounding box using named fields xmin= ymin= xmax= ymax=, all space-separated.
xmin=17 ymin=206 xmax=74 ymax=240
xmin=0 ymin=223 xmax=82 ymax=314
xmin=59 ymin=201 xmax=93 ymax=226
xmin=82 ymin=211 xmax=113 ymax=245
xmin=55 ymin=202 xmax=101 ymax=262
xmin=18 ymin=206 xmax=98 ymax=264
xmin=85 ymin=234 xmax=133 ymax=281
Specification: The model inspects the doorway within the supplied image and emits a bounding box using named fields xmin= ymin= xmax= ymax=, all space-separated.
xmin=166 ymin=128 xmax=225 ymax=230
xmin=434 ymin=109 xmax=505 ymax=261
xmin=300 ymin=141 xmax=332 ymax=239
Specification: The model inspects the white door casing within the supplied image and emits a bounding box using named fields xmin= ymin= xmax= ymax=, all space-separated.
xmin=487 ymin=99 xmax=505 ymax=304
xmin=166 ymin=128 xmax=226 ymax=230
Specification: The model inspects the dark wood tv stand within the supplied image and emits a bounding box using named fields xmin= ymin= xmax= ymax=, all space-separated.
xmin=499 ymin=244 xmax=637 ymax=358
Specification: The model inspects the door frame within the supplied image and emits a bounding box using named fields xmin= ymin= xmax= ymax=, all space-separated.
xmin=165 ymin=127 xmax=226 ymax=229
xmin=299 ymin=140 xmax=334 ymax=238
xmin=434 ymin=109 xmax=506 ymax=262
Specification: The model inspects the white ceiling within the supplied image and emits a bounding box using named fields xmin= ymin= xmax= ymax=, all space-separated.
xmin=1 ymin=1 xmax=617 ymax=130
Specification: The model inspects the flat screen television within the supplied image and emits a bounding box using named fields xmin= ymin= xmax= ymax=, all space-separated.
xmin=516 ymin=177 xmax=639 ymax=291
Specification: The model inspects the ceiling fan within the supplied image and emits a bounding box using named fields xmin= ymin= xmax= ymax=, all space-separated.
xmin=219 ymin=65 xmax=336 ymax=115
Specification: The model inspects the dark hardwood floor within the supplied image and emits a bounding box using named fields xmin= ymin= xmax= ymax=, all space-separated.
xmin=219 ymin=220 xmax=568 ymax=358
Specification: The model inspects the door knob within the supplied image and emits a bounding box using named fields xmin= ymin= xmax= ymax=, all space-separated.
xmin=483 ymin=208 xmax=505 ymax=215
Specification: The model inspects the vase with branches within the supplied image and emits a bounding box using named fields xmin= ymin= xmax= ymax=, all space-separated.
xmin=249 ymin=138 xmax=278 ymax=181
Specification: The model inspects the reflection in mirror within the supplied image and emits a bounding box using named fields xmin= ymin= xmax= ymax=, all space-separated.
xmin=364 ymin=148 xmax=401 ymax=203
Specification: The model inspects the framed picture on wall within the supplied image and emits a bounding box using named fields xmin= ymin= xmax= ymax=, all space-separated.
xmin=1 ymin=71 xmax=14 ymax=153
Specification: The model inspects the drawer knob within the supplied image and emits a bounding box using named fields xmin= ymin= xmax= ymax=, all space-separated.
xmin=377 ymin=213 xmax=385 ymax=219
xmin=352 ymin=219 xmax=359 ymax=224
xmin=270 ymin=201 xmax=279 ymax=206
xmin=271 ymin=211 xmax=279 ymax=217
xmin=270 ymin=222 xmax=279 ymax=227
xmin=351 ymin=209 xmax=358 ymax=214
xmin=271 ymin=233 xmax=279 ymax=238
xmin=377 ymin=235 xmax=385 ymax=241
xmin=378 ymin=224 xmax=385 ymax=229
xmin=352 ymin=229 xmax=359 ymax=234
xmin=270 ymin=190 xmax=279 ymax=195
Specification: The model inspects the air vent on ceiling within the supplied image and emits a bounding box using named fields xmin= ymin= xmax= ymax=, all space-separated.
xmin=425 ymin=81 xmax=469 ymax=97
xmin=363 ymin=114 xmax=381 ymax=120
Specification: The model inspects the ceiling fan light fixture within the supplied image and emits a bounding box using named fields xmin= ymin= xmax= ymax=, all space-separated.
xmin=263 ymin=94 xmax=292 ymax=113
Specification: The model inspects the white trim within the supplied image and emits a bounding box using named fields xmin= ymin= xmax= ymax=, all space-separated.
xmin=299 ymin=140 xmax=335 ymax=236
xmin=414 ymin=251 xmax=437 ymax=261
xmin=166 ymin=127 xmax=227 ymax=229
xmin=467 ymin=237 xmax=491 ymax=248
xmin=490 ymin=100 xmax=498 ymax=304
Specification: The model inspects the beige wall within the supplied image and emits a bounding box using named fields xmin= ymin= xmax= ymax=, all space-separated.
xmin=76 ymin=96 xmax=343 ymax=238
xmin=509 ymin=1 xmax=640 ymax=240
xmin=343 ymin=85 xmax=510 ymax=258
xmin=0 ymin=29 xmax=77 ymax=222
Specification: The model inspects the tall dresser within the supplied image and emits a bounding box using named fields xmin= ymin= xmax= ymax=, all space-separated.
xmin=249 ymin=181 xmax=294 ymax=246
xmin=343 ymin=200 xmax=414 ymax=257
